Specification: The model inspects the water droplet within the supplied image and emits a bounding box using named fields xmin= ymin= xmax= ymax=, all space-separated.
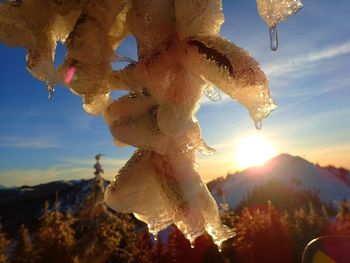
xmin=269 ymin=25 xmax=278 ymax=51
xmin=190 ymin=242 xmax=195 ymax=249
xmin=255 ymin=120 xmax=262 ymax=130
xmin=153 ymin=234 xmax=158 ymax=241
xmin=218 ymin=246 xmax=222 ymax=252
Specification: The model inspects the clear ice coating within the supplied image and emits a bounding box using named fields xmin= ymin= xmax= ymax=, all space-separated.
xmin=257 ymin=0 xmax=303 ymax=49
xmin=0 ymin=0 xmax=301 ymax=248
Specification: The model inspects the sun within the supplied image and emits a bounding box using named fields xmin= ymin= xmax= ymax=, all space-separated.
xmin=234 ymin=134 xmax=277 ymax=170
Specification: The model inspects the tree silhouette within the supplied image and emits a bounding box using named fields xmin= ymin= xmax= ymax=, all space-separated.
xmin=35 ymin=201 xmax=76 ymax=263
xmin=0 ymin=223 xmax=9 ymax=263
xmin=75 ymin=167 xmax=138 ymax=263
xmin=12 ymin=225 xmax=38 ymax=263
xmin=234 ymin=203 xmax=293 ymax=263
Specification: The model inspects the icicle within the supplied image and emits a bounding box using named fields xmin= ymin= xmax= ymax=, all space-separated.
xmin=269 ymin=25 xmax=278 ymax=51
xmin=257 ymin=0 xmax=303 ymax=50
xmin=255 ymin=120 xmax=262 ymax=130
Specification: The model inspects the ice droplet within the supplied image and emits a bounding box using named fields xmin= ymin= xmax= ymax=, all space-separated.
xmin=269 ymin=25 xmax=278 ymax=51
xmin=46 ymin=83 xmax=55 ymax=101
xmin=255 ymin=120 xmax=262 ymax=130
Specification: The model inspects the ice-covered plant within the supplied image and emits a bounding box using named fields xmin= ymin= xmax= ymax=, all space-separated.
xmin=0 ymin=0 xmax=302 ymax=249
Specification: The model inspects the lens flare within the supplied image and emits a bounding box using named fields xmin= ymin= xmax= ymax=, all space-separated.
xmin=64 ymin=66 xmax=77 ymax=84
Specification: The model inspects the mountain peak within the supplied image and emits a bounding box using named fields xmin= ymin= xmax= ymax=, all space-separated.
xmin=270 ymin=153 xmax=304 ymax=163
xmin=218 ymin=153 xmax=350 ymax=209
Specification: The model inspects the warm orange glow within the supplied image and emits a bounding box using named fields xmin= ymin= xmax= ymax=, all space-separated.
xmin=234 ymin=134 xmax=277 ymax=170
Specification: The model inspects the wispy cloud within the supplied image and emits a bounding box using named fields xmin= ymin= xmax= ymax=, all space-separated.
xmin=0 ymin=136 xmax=61 ymax=149
xmin=265 ymin=41 xmax=350 ymax=78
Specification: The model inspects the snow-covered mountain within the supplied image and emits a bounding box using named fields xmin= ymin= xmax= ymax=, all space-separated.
xmin=209 ymin=153 xmax=350 ymax=209
xmin=1 ymin=153 xmax=349 ymax=234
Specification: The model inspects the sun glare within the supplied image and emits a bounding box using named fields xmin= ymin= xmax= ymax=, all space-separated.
xmin=234 ymin=134 xmax=277 ymax=170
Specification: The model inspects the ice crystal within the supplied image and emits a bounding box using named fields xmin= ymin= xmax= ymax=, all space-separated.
xmin=0 ymin=0 xmax=302 ymax=247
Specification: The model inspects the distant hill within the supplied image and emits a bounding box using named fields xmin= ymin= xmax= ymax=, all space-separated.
xmin=208 ymin=153 xmax=350 ymax=209
xmin=1 ymin=153 xmax=349 ymax=235
xmin=0 ymin=179 xmax=95 ymax=234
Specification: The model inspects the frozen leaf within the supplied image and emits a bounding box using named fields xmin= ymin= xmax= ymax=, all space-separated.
xmin=105 ymin=150 xmax=235 ymax=244
xmin=175 ymin=0 xmax=224 ymax=37
xmin=190 ymin=35 xmax=277 ymax=123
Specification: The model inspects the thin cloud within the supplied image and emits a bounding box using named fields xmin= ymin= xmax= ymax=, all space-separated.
xmin=265 ymin=41 xmax=350 ymax=78
xmin=0 ymin=136 xmax=61 ymax=149
xmin=0 ymin=156 xmax=127 ymax=187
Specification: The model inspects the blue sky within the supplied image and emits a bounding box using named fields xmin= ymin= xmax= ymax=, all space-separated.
xmin=0 ymin=0 xmax=349 ymax=186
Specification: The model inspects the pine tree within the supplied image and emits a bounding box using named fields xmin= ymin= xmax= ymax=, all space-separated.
xmin=234 ymin=204 xmax=293 ymax=263
xmin=75 ymin=169 xmax=138 ymax=263
xmin=0 ymin=223 xmax=9 ymax=263
xmin=35 ymin=201 xmax=76 ymax=263
xmin=330 ymin=200 xmax=350 ymax=236
xmin=13 ymin=225 xmax=38 ymax=263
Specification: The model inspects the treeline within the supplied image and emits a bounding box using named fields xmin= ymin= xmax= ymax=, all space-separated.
xmin=0 ymin=181 xmax=349 ymax=263
xmin=235 ymin=179 xmax=337 ymax=215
